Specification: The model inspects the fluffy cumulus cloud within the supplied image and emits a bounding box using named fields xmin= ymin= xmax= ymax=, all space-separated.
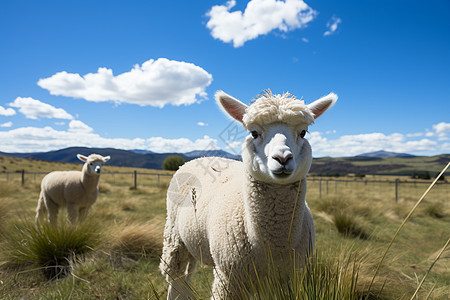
xmin=432 ymin=122 xmax=450 ymax=140
xmin=37 ymin=58 xmax=213 ymax=108
xmin=308 ymin=131 xmax=442 ymax=157
xmin=68 ymin=120 xmax=93 ymax=133
xmin=0 ymin=124 xmax=220 ymax=154
xmin=324 ymin=15 xmax=341 ymax=36
xmin=206 ymin=0 xmax=316 ymax=47
xmin=1 ymin=120 xmax=448 ymax=156
xmin=146 ymin=136 xmax=219 ymax=153
xmin=0 ymin=121 xmax=12 ymax=128
xmin=9 ymin=97 xmax=73 ymax=120
xmin=0 ymin=105 xmax=16 ymax=116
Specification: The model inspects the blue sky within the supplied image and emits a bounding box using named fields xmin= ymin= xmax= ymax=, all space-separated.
xmin=0 ymin=0 xmax=449 ymax=157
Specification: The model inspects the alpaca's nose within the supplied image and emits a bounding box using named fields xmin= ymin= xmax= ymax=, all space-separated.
xmin=272 ymin=153 xmax=293 ymax=166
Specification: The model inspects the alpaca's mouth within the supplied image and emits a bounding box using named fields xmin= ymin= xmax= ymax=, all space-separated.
xmin=272 ymin=168 xmax=293 ymax=178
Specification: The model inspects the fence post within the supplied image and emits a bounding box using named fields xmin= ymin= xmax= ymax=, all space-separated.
xmin=134 ymin=170 xmax=137 ymax=189
xmin=395 ymin=179 xmax=399 ymax=203
xmin=21 ymin=169 xmax=25 ymax=186
xmin=319 ymin=179 xmax=322 ymax=200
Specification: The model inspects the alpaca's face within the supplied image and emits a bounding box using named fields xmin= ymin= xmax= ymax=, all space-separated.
xmin=77 ymin=154 xmax=111 ymax=176
xmin=243 ymin=122 xmax=312 ymax=185
xmin=216 ymin=90 xmax=337 ymax=184
xmin=85 ymin=159 xmax=106 ymax=176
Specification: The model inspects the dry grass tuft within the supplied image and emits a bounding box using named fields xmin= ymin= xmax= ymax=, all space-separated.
xmin=98 ymin=182 xmax=112 ymax=194
xmin=110 ymin=222 xmax=163 ymax=260
xmin=0 ymin=182 xmax=21 ymax=198
xmin=0 ymin=219 xmax=102 ymax=280
xmin=332 ymin=210 xmax=370 ymax=239
xmin=423 ymin=201 xmax=446 ymax=218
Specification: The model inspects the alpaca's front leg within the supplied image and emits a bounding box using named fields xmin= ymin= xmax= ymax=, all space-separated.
xmin=211 ymin=267 xmax=244 ymax=300
xmin=78 ymin=207 xmax=89 ymax=223
xmin=66 ymin=202 xmax=79 ymax=224
xmin=45 ymin=198 xmax=59 ymax=226
xmin=166 ymin=258 xmax=197 ymax=300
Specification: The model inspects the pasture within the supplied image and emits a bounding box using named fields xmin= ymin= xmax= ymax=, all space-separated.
xmin=0 ymin=156 xmax=449 ymax=299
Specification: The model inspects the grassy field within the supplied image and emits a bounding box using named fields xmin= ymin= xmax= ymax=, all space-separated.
xmin=0 ymin=156 xmax=449 ymax=299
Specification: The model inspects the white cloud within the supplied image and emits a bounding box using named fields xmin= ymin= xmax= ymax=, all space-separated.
xmin=301 ymin=37 xmax=309 ymax=43
xmin=224 ymin=140 xmax=243 ymax=154
xmin=68 ymin=120 xmax=93 ymax=133
xmin=197 ymin=122 xmax=208 ymax=126
xmin=406 ymin=132 xmax=424 ymax=137
xmin=0 ymin=106 xmax=16 ymax=116
xmin=0 ymin=125 xmax=220 ymax=154
xmin=9 ymin=97 xmax=73 ymax=120
xmin=0 ymin=121 xmax=12 ymax=128
xmin=147 ymin=136 xmax=219 ymax=153
xmin=309 ymin=131 xmax=439 ymax=157
xmin=206 ymin=0 xmax=316 ymax=47
xmin=1 ymin=122 xmax=448 ymax=156
xmin=324 ymin=16 xmax=341 ymax=36
xmin=433 ymin=122 xmax=450 ymax=137
xmin=38 ymin=58 xmax=213 ymax=108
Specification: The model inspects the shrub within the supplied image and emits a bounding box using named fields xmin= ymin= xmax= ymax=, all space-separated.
xmin=411 ymin=171 xmax=431 ymax=180
xmin=162 ymin=155 xmax=185 ymax=171
xmin=435 ymin=172 xmax=445 ymax=181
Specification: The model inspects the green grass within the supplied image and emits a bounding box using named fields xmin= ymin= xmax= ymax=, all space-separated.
xmin=0 ymin=156 xmax=449 ymax=299
xmin=244 ymin=249 xmax=361 ymax=300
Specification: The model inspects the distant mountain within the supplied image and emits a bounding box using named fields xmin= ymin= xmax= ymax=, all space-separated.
xmin=356 ymin=150 xmax=415 ymax=158
xmin=184 ymin=149 xmax=241 ymax=161
xmin=131 ymin=149 xmax=154 ymax=154
xmin=0 ymin=147 xmax=241 ymax=170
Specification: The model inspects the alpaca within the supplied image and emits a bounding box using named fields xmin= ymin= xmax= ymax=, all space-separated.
xmin=160 ymin=90 xmax=337 ymax=299
xmin=35 ymin=153 xmax=110 ymax=226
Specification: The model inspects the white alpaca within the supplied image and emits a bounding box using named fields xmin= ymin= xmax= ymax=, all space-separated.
xmin=160 ymin=90 xmax=337 ymax=299
xmin=35 ymin=154 xmax=110 ymax=226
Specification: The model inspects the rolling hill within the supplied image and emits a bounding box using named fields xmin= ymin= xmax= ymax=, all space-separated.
xmin=0 ymin=147 xmax=240 ymax=170
xmin=0 ymin=147 xmax=448 ymax=176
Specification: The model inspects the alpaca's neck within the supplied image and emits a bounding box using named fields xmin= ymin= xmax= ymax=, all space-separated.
xmin=81 ymin=166 xmax=100 ymax=192
xmin=244 ymin=173 xmax=307 ymax=253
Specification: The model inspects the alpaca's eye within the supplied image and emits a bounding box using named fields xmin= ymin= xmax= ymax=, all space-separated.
xmin=89 ymin=163 xmax=93 ymax=165
xmin=251 ymin=131 xmax=259 ymax=139
xmin=299 ymin=130 xmax=307 ymax=138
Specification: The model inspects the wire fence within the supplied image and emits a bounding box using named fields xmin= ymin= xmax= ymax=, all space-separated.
xmin=308 ymin=178 xmax=450 ymax=203
xmin=1 ymin=170 xmax=449 ymax=203
xmin=0 ymin=170 xmax=173 ymax=190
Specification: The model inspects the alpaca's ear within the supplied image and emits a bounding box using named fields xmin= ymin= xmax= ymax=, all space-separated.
xmin=215 ymin=91 xmax=247 ymax=123
xmin=77 ymin=154 xmax=88 ymax=162
xmin=308 ymin=93 xmax=338 ymax=119
xmin=103 ymin=156 xmax=111 ymax=163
